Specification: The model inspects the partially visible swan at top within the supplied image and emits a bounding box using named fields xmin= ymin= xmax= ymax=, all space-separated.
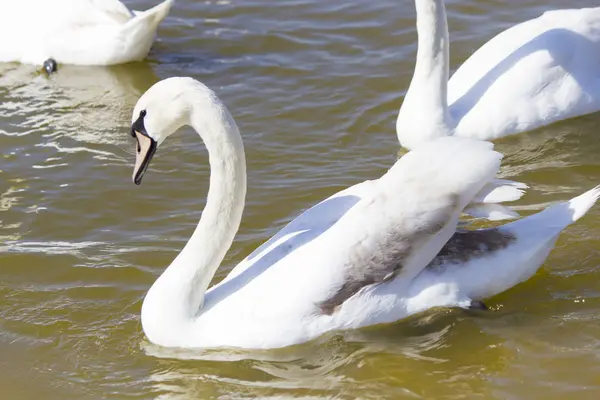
xmin=130 ymin=77 xmax=599 ymax=350
xmin=397 ymin=0 xmax=600 ymax=150
xmin=0 ymin=0 xmax=173 ymax=73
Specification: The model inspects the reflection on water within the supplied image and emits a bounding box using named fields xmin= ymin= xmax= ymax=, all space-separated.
xmin=2 ymin=0 xmax=600 ymax=399
xmin=0 ymin=62 xmax=157 ymax=146
xmin=143 ymin=312 xmax=458 ymax=399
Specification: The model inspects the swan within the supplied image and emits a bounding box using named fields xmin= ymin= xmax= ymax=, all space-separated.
xmin=397 ymin=0 xmax=600 ymax=150
xmin=0 ymin=0 xmax=173 ymax=72
xmin=130 ymin=77 xmax=599 ymax=350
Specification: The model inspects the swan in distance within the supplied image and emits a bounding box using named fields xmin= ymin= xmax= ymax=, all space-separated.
xmin=0 ymin=0 xmax=173 ymax=71
xmin=130 ymin=77 xmax=599 ymax=349
xmin=397 ymin=0 xmax=600 ymax=149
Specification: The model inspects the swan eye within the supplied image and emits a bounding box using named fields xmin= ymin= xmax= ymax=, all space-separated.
xmin=140 ymin=110 xmax=147 ymax=118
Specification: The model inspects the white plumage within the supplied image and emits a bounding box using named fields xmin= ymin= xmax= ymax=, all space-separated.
xmin=397 ymin=0 xmax=600 ymax=149
xmin=130 ymin=78 xmax=598 ymax=350
xmin=0 ymin=0 xmax=173 ymax=67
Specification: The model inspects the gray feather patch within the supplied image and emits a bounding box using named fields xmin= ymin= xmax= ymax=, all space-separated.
xmin=318 ymin=196 xmax=458 ymax=315
xmin=427 ymin=227 xmax=516 ymax=271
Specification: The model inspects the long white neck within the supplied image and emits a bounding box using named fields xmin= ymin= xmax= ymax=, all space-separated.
xmin=141 ymin=90 xmax=247 ymax=347
xmin=396 ymin=0 xmax=453 ymax=149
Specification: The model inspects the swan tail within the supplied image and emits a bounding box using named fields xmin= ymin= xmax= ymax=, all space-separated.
xmin=562 ymin=185 xmax=600 ymax=223
xmin=473 ymin=185 xmax=600 ymax=299
xmin=411 ymin=186 xmax=600 ymax=306
xmin=132 ymin=0 xmax=174 ymax=26
xmin=95 ymin=0 xmax=134 ymax=22
xmin=509 ymin=185 xmax=600 ymax=234
xmin=117 ymin=0 xmax=173 ymax=61
xmin=539 ymin=185 xmax=600 ymax=228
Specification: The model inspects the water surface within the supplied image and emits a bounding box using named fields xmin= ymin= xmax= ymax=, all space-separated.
xmin=2 ymin=0 xmax=600 ymax=398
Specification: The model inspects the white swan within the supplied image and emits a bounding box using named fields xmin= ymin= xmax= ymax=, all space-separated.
xmin=0 ymin=0 xmax=173 ymax=71
xmin=397 ymin=0 xmax=600 ymax=150
xmin=131 ymin=77 xmax=599 ymax=350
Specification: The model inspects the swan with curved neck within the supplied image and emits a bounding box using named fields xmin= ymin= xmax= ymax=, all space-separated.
xmin=397 ymin=0 xmax=600 ymax=149
xmin=132 ymin=78 xmax=246 ymax=346
xmin=131 ymin=77 xmax=599 ymax=349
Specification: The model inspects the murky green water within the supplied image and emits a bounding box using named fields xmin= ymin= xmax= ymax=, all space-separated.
xmin=2 ymin=0 xmax=600 ymax=398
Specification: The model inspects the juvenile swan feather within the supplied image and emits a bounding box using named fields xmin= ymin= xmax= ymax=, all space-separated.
xmin=131 ymin=78 xmax=598 ymax=350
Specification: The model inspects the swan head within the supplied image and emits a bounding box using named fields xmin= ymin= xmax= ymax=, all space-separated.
xmin=130 ymin=78 xmax=197 ymax=185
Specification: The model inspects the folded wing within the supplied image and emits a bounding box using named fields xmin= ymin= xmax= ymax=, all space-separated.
xmin=316 ymin=137 xmax=506 ymax=313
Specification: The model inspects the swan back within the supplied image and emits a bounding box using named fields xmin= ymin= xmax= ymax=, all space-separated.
xmin=447 ymin=7 xmax=600 ymax=141
xmin=204 ymin=137 xmax=503 ymax=325
xmin=0 ymin=0 xmax=173 ymax=65
xmin=399 ymin=3 xmax=600 ymax=148
xmin=86 ymin=0 xmax=134 ymax=23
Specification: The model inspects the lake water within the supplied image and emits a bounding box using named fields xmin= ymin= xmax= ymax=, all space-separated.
xmin=2 ymin=0 xmax=600 ymax=398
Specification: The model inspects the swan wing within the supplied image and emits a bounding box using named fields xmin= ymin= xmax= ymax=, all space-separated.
xmin=462 ymin=179 xmax=528 ymax=220
xmin=311 ymin=137 xmax=504 ymax=313
xmin=448 ymin=7 xmax=600 ymax=140
xmin=474 ymin=179 xmax=528 ymax=204
xmin=218 ymin=138 xmax=504 ymax=317
xmin=412 ymin=185 xmax=600 ymax=311
xmin=86 ymin=0 xmax=133 ymax=23
xmin=224 ymin=178 xmax=377 ymax=280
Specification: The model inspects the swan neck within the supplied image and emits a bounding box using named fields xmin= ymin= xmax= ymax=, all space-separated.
xmin=141 ymin=90 xmax=246 ymax=344
xmin=184 ymin=103 xmax=247 ymax=310
xmin=397 ymin=0 xmax=452 ymax=148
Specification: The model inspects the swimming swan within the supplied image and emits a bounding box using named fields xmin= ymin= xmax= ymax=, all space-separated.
xmin=131 ymin=77 xmax=599 ymax=349
xmin=0 ymin=0 xmax=173 ymax=70
xmin=397 ymin=0 xmax=600 ymax=149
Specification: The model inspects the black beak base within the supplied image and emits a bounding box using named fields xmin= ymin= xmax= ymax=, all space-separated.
xmin=131 ymin=110 xmax=157 ymax=185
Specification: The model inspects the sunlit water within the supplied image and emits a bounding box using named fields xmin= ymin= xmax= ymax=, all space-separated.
xmin=2 ymin=0 xmax=600 ymax=398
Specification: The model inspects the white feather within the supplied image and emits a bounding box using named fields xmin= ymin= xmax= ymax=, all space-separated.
xmin=474 ymin=179 xmax=528 ymax=204
xmin=0 ymin=0 xmax=173 ymax=66
xmin=408 ymin=185 xmax=600 ymax=309
xmin=397 ymin=1 xmax=600 ymax=149
xmin=135 ymin=78 xmax=599 ymax=350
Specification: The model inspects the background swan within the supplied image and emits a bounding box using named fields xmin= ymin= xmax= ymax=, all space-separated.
xmin=397 ymin=0 xmax=600 ymax=150
xmin=0 ymin=0 xmax=173 ymax=70
xmin=129 ymin=77 xmax=599 ymax=350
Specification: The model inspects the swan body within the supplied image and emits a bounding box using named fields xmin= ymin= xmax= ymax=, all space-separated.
xmin=397 ymin=1 xmax=600 ymax=150
xmin=0 ymin=0 xmax=173 ymax=67
xmin=131 ymin=78 xmax=598 ymax=350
